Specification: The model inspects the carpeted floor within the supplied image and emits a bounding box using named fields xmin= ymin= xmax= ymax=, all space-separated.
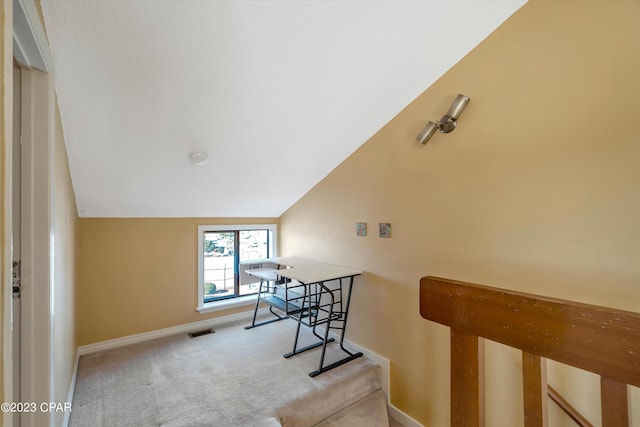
xmin=70 ymin=313 xmax=398 ymax=427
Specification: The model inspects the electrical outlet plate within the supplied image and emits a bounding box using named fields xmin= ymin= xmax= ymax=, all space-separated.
xmin=379 ymin=223 xmax=391 ymax=238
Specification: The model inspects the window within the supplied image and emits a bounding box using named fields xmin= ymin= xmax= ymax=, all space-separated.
xmin=197 ymin=224 xmax=277 ymax=312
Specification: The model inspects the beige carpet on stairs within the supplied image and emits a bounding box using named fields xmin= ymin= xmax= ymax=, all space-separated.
xmin=70 ymin=313 xmax=391 ymax=426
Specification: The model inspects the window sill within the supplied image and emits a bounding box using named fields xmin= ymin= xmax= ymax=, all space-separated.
xmin=197 ymin=295 xmax=257 ymax=314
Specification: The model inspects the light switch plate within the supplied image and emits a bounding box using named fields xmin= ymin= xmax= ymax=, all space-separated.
xmin=356 ymin=222 xmax=367 ymax=237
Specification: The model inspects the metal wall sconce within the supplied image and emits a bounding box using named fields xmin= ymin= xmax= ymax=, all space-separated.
xmin=416 ymin=94 xmax=470 ymax=145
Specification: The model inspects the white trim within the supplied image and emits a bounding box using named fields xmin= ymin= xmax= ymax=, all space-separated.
xmin=47 ymin=70 xmax=56 ymax=427
xmin=196 ymin=294 xmax=257 ymax=314
xmin=387 ymin=405 xmax=424 ymax=427
xmin=326 ymin=331 xmax=424 ymax=427
xmin=3 ymin=2 xmax=15 ymax=425
xmin=20 ymin=68 xmax=55 ymax=427
xmin=77 ymin=309 xmax=257 ymax=356
xmin=62 ymin=352 xmax=79 ymax=427
xmin=329 ymin=331 xmax=390 ymax=403
xmin=196 ymin=223 xmax=277 ymax=312
xmin=7 ymin=3 xmax=55 ymax=426
xmin=12 ymin=0 xmax=52 ymax=72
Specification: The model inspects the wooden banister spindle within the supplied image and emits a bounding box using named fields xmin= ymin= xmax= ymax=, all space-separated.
xmin=451 ymin=329 xmax=485 ymax=427
xmin=601 ymin=376 xmax=629 ymax=427
xmin=522 ymin=352 xmax=548 ymax=427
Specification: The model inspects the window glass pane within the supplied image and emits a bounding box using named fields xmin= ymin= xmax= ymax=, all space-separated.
xmin=239 ymin=230 xmax=269 ymax=296
xmin=199 ymin=225 xmax=274 ymax=307
xmin=203 ymin=231 xmax=236 ymax=301
xmin=239 ymin=229 xmax=268 ymax=261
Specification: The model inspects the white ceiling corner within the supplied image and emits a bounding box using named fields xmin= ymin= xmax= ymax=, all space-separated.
xmin=40 ymin=0 xmax=525 ymax=218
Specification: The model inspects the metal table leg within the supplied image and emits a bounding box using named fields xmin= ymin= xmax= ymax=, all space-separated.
xmin=244 ymin=277 xmax=288 ymax=329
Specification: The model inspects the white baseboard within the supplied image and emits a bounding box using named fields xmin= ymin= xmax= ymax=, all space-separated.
xmin=388 ymin=404 xmax=424 ymax=427
xmin=63 ymin=351 xmax=80 ymax=427
xmin=327 ymin=331 xmax=390 ymax=402
xmin=77 ymin=309 xmax=255 ymax=356
xmin=326 ymin=331 xmax=424 ymax=427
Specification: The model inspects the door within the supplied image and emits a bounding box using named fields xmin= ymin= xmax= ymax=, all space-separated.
xmin=11 ymin=60 xmax=22 ymax=426
xmin=11 ymin=2 xmax=56 ymax=426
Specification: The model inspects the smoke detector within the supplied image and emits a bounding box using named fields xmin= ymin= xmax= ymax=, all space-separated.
xmin=189 ymin=152 xmax=209 ymax=166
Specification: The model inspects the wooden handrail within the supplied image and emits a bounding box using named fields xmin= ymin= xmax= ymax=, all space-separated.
xmin=548 ymin=385 xmax=593 ymax=427
xmin=419 ymin=276 xmax=637 ymax=427
xmin=419 ymin=276 xmax=640 ymax=387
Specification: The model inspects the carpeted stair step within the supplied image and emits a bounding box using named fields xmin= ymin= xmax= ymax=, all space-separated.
xmin=314 ymin=389 xmax=389 ymax=427
xmin=273 ymin=359 xmax=386 ymax=427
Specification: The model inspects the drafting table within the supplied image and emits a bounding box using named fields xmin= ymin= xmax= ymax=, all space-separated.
xmin=245 ymin=257 xmax=363 ymax=377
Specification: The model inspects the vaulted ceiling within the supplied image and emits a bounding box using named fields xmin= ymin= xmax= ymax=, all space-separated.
xmin=41 ymin=0 xmax=525 ymax=218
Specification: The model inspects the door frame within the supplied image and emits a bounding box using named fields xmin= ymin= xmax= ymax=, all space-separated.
xmin=5 ymin=1 xmax=54 ymax=426
xmin=1 ymin=0 xmax=13 ymax=421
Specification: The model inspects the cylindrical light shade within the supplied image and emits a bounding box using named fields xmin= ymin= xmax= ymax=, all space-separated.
xmin=446 ymin=94 xmax=470 ymax=120
xmin=416 ymin=121 xmax=439 ymax=145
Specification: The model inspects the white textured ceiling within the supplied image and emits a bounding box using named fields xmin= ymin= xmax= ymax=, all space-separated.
xmin=41 ymin=0 xmax=525 ymax=218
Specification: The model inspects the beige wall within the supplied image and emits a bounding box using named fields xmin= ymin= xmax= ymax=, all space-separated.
xmin=77 ymin=217 xmax=278 ymax=345
xmin=280 ymin=1 xmax=640 ymax=426
xmin=53 ymin=105 xmax=78 ymax=427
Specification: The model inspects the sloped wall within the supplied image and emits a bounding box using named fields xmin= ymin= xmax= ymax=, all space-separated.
xmin=280 ymin=1 xmax=640 ymax=425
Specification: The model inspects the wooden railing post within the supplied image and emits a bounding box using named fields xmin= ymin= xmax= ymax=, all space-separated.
xmin=601 ymin=376 xmax=629 ymax=427
xmin=522 ymin=352 xmax=548 ymax=427
xmin=450 ymin=329 xmax=484 ymax=427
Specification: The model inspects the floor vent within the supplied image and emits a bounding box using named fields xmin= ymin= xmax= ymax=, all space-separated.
xmin=188 ymin=328 xmax=215 ymax=338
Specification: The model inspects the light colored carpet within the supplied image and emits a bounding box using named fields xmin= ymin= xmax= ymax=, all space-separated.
xmin=314 ymin=389 xmax=388 ymax=427
xmin=70 ymin=313 xmax=389 ymax=426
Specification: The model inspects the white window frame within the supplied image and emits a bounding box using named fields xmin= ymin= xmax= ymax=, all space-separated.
xmin=196 ymin=224 xmax=277 ymax=314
